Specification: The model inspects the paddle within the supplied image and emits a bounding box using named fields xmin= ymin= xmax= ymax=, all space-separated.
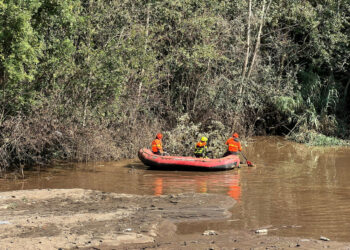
xmin=240 ymin=151 xmax=253 ymax=166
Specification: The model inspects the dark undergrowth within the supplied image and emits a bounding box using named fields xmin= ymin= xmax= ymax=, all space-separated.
xmin=1 ymin=110 xmax=349 ymax=177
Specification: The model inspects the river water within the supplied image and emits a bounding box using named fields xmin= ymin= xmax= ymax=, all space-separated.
xmin=1 ymin=136 xmax=350 ymax=242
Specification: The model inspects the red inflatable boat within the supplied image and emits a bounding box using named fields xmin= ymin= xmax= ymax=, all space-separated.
xmin=138 ymin=148 xmax=240 ymax=171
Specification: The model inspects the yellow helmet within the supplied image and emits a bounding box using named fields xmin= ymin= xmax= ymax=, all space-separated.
xmin=201 ymin=136 xmax=208 ymax=142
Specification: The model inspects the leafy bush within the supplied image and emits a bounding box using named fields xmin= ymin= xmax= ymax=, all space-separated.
xmin=288 ymin=130 xmax=349 ymax=146
xmin=164 ymin=114 xmax=230 ymax=158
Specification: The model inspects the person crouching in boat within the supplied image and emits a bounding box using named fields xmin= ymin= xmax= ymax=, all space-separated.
xmin=151 ymin=133 xmax=164 ymax=155
xmin=223 ymin=133 xmax=242 ymax=157
xmin=194 ymin=136 xmax=208 ymax=158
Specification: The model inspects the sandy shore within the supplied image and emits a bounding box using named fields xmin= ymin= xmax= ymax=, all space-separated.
xmin=0 ymin=189 xmax=349 ymax=249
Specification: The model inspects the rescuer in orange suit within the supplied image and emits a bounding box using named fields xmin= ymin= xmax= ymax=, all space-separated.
xmin=223 ymin=132 xmax=242 ymax=157
xmin=151 ymin=133 xmax=164 ymax=155
xmin=194 ymin=136 xmax=208 ymax=158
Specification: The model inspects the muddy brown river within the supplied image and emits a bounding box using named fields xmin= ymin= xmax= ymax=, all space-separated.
xmin=1 ymin=136 xmax=350 ymax=242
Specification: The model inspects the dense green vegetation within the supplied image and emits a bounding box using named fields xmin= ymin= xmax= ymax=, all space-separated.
xmin=0 ymin=0 xmax=349 ymax=171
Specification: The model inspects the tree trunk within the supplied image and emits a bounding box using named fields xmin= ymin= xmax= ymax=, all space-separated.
xmin=137 ymin=2 xmax=150 ymax=104
xmin=345 ymin=78 xmax=350 ymax=102
xmin=0 ymin=71 xmax=5 ymax=125
xmin=134 ymin=2 xmax=150 ymax=125
xmin=83 ymin=3 xmax=93 ymax=128
xmin=247 ymin=0 xmax=271 ymax=79
xmin=233 ymin=0 xmax=252 ymax=132
xmin=241 ymin=0 xmax=252 ymax=88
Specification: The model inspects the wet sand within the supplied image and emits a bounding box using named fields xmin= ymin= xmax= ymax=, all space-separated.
xmin=1 ymin=189 xmax=350 ymax=250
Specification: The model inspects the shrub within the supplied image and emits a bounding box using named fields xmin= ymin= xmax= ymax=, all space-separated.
xmin=288 ymin=130 xmax=349 ymax=146
xmin=164 ymin=114 xmax=232 ymax=158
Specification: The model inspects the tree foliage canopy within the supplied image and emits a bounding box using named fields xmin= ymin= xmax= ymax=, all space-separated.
xmin=0 ymin=0 xmax=349 ymax=169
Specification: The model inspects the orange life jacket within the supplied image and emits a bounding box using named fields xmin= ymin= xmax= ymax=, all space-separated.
xmin=151 ymin=138 xmax=163 ymax=153
xmin=225 ymin=137 xmax=242 ymax=152
xmin=194 ymin=141 xmax=207 ymax=156
xmin=196 ymin=141 xmax=207 ymax=148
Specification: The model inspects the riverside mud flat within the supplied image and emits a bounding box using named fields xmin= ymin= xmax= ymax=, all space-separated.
xmin=0 ymin=189 xmax=349 ymax=250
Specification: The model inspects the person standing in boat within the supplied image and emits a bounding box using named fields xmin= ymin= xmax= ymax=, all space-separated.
xmin=223 ymin=132 xmax=242 ymax=157
xmin=151 ymin=133 xmax=164 ymax=155
xmin=194 ymin=136 xmax=208 ymax=158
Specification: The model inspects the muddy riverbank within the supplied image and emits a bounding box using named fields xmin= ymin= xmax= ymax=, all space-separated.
xmin=1 ymin=189 xmax=350 ymax=249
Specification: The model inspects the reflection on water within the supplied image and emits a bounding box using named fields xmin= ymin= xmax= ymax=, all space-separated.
xmin=154 ymin=178 xmax=163 ymax=196
xmin=151 ymin=171 xmax=241 ymax=201
xmin=1 ymin=136 xmax=350 ymax=242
